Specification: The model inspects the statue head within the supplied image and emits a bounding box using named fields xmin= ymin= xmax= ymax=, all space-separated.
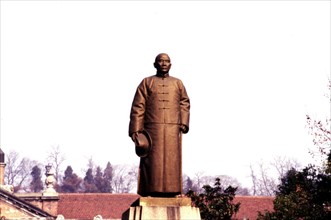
xmin=154 ymin=53 xmax=171 ymax=75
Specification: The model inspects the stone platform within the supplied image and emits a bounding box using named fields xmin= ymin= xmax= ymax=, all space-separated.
xmin=122 ymin=197 xmax=201 ymax=220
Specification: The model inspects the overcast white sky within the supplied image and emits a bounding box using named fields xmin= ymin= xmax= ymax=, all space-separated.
xmin=0 ymin=1 xmax=330 ymax=188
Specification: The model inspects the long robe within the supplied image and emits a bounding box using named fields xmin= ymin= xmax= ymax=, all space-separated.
xmin=129 ymin=73 xmax=190 ymax=196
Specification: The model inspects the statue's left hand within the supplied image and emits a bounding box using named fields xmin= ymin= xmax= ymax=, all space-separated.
xmin=131 ymin=132 xmax=139 ymax=142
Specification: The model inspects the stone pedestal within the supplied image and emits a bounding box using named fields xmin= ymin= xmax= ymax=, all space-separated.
xmin=122 ymin=197 xmax=201 ymax=220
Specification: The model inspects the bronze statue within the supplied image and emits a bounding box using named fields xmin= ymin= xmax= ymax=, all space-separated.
xmin=129 ymin=53 xmax=190 ymax=197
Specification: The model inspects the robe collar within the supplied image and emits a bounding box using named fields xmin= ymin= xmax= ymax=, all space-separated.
xmin=156 ymin=73 xmax=169 ymax=78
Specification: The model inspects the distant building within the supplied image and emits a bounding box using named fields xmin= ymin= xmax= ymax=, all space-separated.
xmin=56 ymin=194 xmax=274 ymax=220
xmin=0 ymin=149 xmax=274 ymax=219
xmin=0 ymin=188 xmax=55 ymax=219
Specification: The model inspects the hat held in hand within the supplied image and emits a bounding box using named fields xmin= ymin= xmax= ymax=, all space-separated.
xmin=134 ymin=130 xmax=152 ymax=157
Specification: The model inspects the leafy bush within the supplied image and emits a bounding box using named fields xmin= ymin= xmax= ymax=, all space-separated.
xmin=186 ymin=177 xmax=240 ymax=220
xmin=257 ymin=162 xmax=331 ymax=220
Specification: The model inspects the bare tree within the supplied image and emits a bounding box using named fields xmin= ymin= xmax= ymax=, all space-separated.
xmin=111 ymin=164 xmax=137 ymax=193
xmin=306 ymin=79 xmax=331 ymax=170
xmin=186 ymin=172 xmax=249 ymax=195
xmin=5 ymin=150 xmax=39 ymax=192
xmin=257 ymin=162 xmax=277 ymax=196
xmin=271 ymin=155 xmax=301 ymax=177
xmin=5 ymin=151 xmax=20 ymax=185
xmin=250 ymin=162 xmax=277 ymax=196
xmin=217 ymin=175 xmax=241 ymax=187
xmin=307 ymin=115 xmax=331 ymax=165
xmin=250 ymin=156 xmax=301 ymax=196
xmin=217 ymin=175 xmax=250 ymax=195
xmin=192 ymin=171 xmax=206 ymax=193
xmin=46 ymin=145 xmax=65 ymax=183
xmin=81 ymin=156 xmax=96 ymax=176
xmin=250 ymin=163 xmax=264 ymax=196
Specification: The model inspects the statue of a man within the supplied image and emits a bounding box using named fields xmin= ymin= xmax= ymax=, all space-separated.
xmin=129 ymin=53 xmax=190 ymax=197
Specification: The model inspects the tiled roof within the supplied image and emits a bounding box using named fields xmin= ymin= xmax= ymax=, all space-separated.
xmin=233 ymin=196 xmax=274 ymax=220
xmin=57 ymin=194 xmax=274 ymax=220
xmin=57 ymin=193 xmax=139 ymax=219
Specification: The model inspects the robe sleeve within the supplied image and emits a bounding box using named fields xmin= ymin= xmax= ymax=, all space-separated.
xmin=179 ymin=81 xmax=190 ymax=133
xmin=129 ymin=79 xmax=147 ymax=136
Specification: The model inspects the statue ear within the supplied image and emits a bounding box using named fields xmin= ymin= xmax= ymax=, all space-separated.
xmin=153 ymin=62 xmax=157 ymax=68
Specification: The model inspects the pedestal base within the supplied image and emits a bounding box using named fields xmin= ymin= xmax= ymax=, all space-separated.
xmin=122 ymin=197 xmax=201 ymax=220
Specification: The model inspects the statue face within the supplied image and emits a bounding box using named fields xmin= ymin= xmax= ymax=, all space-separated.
xmin=154 ymin=54 xmax=171 ymax=74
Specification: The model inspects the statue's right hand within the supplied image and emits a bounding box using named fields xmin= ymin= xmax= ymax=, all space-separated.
xmin=131 ymin=132 xmax=138 ymax=142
